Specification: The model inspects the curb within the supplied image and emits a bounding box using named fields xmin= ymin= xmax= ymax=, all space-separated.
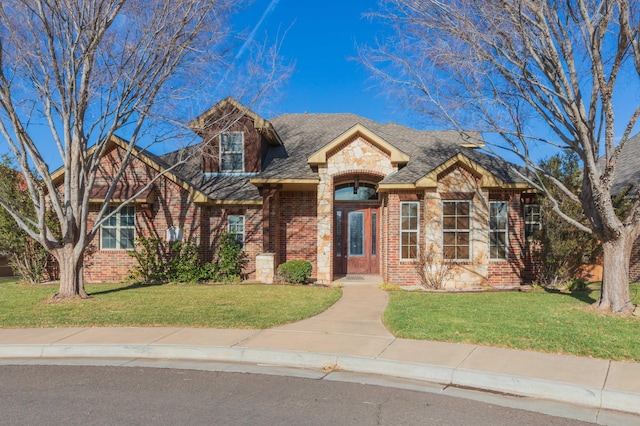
xmin=1 ymin=343 xmax=638 ymax=417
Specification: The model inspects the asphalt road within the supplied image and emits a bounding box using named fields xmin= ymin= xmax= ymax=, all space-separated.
xmin=0 ymin=365 xmax=594 ymax=425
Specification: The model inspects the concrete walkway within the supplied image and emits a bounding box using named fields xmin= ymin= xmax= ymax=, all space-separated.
xmin=1 ymin=276 xmax=639 ymax=423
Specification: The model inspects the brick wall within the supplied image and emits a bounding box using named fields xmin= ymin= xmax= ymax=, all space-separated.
xmin=277 ymin=191 xmax=318 ymax=276
xmin=487 ymin=192 xmax=525 ymax=287
xmin=85 ymin=147 xmax=203 ymax=282
xmin=206 ymin=205 xmax=262 ymax=279
xmin=383 ymin=192 xmax=423 ymax=286
xmin=630 ymin=238 xmax=640 ymax=282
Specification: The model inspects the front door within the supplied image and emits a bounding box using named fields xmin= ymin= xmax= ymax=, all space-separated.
xmin=334 ymin=206 xmax=379 ymax=275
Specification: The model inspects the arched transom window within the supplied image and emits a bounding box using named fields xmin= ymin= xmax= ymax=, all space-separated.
xmin=334 ymin=182 xmax=379 ymax=201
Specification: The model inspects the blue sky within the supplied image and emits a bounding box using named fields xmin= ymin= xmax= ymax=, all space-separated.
xmin=232 ymin=0 xmax=405 ymax=124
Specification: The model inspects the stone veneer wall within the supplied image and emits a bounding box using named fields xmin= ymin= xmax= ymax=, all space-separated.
xmin=438 ymin=166 xmax=489 ymax=289
xmin=316 ymin=136 xmax=396 ymax=283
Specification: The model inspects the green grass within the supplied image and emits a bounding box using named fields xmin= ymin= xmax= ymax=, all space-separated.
xmin=383 ymin=283 xmax=640 ymax=362
xmin=0 ymin=280 xmax=342 ymax=329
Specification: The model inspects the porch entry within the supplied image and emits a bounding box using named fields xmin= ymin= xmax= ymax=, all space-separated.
xmin=334 ymin=206 xmax=380 ymax=275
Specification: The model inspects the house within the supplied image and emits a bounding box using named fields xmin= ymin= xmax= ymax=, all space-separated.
xmin=79 ymin=97 xmax=541 ymax=288
xmin=609 ymin=132 xmax=640 ymax=282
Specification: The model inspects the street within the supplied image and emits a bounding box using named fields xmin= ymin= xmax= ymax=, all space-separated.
xmin=0 ymin=365 xmax=593 ymax=425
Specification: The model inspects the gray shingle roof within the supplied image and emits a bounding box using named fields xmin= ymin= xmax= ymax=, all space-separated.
xmin=154 ymin=111 xmax=529 ymax=202
xmin=159 ymin=145 xmax=261 ymax=201
xmin=264 ymin=113 xmax=527 ymax=185
xmin=611 ymin=133 xmax=640 ymax=195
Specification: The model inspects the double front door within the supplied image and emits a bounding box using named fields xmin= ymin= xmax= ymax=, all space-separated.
xmin=334 ymin=206 xmax=379 ymax=275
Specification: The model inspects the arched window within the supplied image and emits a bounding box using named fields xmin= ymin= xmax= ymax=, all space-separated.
xmin=334 ymin=182 xmax=379 ymax=201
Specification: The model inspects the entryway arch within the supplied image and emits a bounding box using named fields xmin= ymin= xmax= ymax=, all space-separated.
xmin=333 ymin=174 xmax=382 ymax=276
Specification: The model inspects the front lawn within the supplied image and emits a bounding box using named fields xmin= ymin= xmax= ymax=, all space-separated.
xmin=383 ymin=283 xmax=640 ymax=362
xmin=0 ymin=280 xmax=342 ymax=329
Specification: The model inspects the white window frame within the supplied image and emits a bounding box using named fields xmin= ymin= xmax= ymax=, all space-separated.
xmin=442 ymin=200 xmax=472 ymax=261
xmin=228 ymin=215 xmax=245 ymax=247
xmin=489 ymin=201 xmax=508 ymax=260
xmin=219 ymin=131 xmax=244 ymax=173
xmin=400 ymin=201 xmax=420 ymax=261
xmin=524 ymin=204 xmax=542 ymax=241
xmin=100 ymin=206 xmax=135 ymax=250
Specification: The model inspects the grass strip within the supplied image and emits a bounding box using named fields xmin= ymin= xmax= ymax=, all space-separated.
xmin=0 ymin=280 xmax=342 ymax=329
xmin=383 ymin=283 xmax=640 ymax=362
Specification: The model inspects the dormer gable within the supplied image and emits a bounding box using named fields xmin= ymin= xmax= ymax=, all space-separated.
xmin=190 ymin=97 xmax=281 ymax=175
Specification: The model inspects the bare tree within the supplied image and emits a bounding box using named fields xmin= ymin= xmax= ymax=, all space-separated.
xmin=0 ymin=0 xmax=288 ymax=300
xmin=362 ymin=0 xmax=640 ymax=313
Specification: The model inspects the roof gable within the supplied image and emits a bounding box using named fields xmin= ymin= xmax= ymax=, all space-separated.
xmin=307 ymin=124 xmax=410 ymax=166
xmin=188 ymin=97 xmax=281 ymax=145
xmin=51 ymin=135 xmax=211 ymax=203
xmin=415 ymin=152 xmax=529 ymax=189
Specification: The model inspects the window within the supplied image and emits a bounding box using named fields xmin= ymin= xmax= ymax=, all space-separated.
xmin=101 ymin=206 xmax=135 ymax=250
xmin=400 ymin=202 xmax=419 ymax=260
xmin=334 ymin=182 xmax=378 ymax=201
xmin=228 ymin=215 xmax=245 ymax=246
xmin=220 ymin=132 xmax=244 ymax=172
xmin=489 ymin=201 xmax=508 ymax=260
xmin=166 ymin=226 xmax=183 ymax=242
xmin=524 ymin=204 xmax=541 ymax=241
xmin=443 ymin=201 xmax=470 ymax=260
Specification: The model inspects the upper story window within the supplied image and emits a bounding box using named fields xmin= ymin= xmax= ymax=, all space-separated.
xmin=443 ymin=200 xmax=471 ymax=261
xmin=101 ymin=206 xmax=135 ymax=250
xmin=489 ymin=201 xmax=508 ymax=260
xmin=220 ymin=132 xmax=244 ymax=172
xmin=334 ymin=182 xmax=379 ymax=201
xmin=524 ymin=204 xmax=541 ymax=241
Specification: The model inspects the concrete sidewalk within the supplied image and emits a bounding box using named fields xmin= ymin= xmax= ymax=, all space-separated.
xmin=1 ymin=276 xmax=639 ymax=422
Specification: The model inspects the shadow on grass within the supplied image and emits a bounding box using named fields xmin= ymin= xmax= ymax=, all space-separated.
xmin=542 ymin=287 xmax=598 ymax=304
xmin=88 ymin=281 xmax=165 ymax=296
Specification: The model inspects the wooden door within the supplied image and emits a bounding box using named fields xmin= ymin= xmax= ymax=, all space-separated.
xmin=334 ymin=206 xmax=379 ymax=275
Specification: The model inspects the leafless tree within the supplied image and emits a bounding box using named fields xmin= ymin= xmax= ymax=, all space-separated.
xmin=362 ymin=0 xmax=640 ymax=313
xmin=0 ymin=0 xmax=289 ymax=300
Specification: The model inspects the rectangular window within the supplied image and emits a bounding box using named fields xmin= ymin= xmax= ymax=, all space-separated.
xmin=489 ymin=201 xmax=508 ymax=260
xmin=228 ymin=215 xmax=245 ymax=246
xmin=220 ymin=132 xmax=244 ymax=172
xmin=101 ymin=206 xmax=135 ymax=250
xmin=400 ymin=202 xmax=419 ymax=260
xmin=442 ymin=201 xmax=470 ymax=260
xmin=524 ymin=204 xmax=541 ymax=241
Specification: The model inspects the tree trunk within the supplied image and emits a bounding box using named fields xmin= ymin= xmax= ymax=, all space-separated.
xmin=595 ymin=237 xmax=635 ymax=314
xmin=53 ymin=246 xmax=88 ymax=300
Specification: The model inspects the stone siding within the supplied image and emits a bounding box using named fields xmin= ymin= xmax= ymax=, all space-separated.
xmin=316 ymin=136 xmax=395 ymax=283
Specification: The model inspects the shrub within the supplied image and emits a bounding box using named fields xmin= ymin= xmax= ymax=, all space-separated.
xmin=208 ymin=232 xmax=246 ymax=283
xmin=166 ymin=240 xmax=203 ymax=283
xmin=128 ymin=236 xmax=167 ymax=283
xmin=415 ymin=244 xmax=453 ymax=290
xmin=130 ymin=232 xmax=247 ymax=284
xmin=276 ymin=260 xmax=313 ymax=284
